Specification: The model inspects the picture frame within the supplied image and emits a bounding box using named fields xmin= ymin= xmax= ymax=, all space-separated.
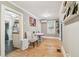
xmin=29 ymin=16 xmax=36 ymax=27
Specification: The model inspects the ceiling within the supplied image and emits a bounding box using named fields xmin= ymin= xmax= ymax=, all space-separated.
xmin=11 ymin=1 xmax=62 ymax=20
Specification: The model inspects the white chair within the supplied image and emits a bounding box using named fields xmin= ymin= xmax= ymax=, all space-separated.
xmin=21 ymin=39 xmax=28 ymax=50
xmin=29 ymin=31 xmax=38 ymax=48
xmin=21 ymin=32 xmax=29 ymax=50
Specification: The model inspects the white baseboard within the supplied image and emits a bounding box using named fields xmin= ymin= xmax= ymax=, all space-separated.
xmin=42 ymin=36 xmax=60 ymax=40
xmin=61 ymin=46 xmax=71 ymax=57
xmin=61 ymin=46 xmax=67 ymax=57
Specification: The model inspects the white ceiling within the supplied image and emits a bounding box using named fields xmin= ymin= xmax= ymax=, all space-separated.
xmin=12 ymin=1 xmax=62 ymax=20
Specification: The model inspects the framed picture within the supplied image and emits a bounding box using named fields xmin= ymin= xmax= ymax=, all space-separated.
xmin=29 ymin=16 xmax=36 ymax=27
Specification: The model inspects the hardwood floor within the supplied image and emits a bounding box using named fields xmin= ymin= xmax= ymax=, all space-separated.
xmin=6 ymin=37 xmax=64 ymax=57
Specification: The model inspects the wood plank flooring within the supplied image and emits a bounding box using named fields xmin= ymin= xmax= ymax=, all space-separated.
xmin=6 ymin=37 xmax=64 ymax=57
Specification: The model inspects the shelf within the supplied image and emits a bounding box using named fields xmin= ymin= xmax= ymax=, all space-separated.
xmin=65 ymin=1 xmax=74 ymax=8
xmin=12 ymin=32 xmax=19 ymax=34
xmin=62 ymin=7 xmax=66 ymax=13
xmin=64 ymin=14 xmax=79 ymax=25
xmin=62 ymin=1 xmax=75 ymax=13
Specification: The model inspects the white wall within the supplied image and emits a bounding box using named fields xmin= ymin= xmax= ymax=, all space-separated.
xmin=0 ymin=6 xmax=1 ymax=55
xmin=23 ymin=12 xmax=41 ymax=41
xmin=63 ymin=21 xmax=79 ymax=57
xmin=60 ymin=1 xmax=79 ymax=57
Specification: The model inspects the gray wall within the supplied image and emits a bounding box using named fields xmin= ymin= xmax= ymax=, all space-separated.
xmin=41 ymin=22 xmax=47 ymax=35
xmin=63 ymin=20 xmax=79 ymax=57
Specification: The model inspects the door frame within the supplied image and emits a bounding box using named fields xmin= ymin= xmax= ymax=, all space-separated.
xmin=1 ymin=4 xmax=23 ymax=56
xmin=41 ymin=22 xmax=47 ymax=35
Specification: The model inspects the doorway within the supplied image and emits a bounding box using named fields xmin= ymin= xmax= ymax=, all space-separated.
xmin=4 ymin=10 xmax=21 ymax=55
xmin=41 ymin=22 xmax=47 ymax=35
xmin=41 ymin=20 xmax=56 ymax=36
xmin=1 ymin=4 xmax=23 ymax=56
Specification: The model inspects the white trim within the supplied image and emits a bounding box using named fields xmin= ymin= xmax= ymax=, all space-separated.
xmin=1 ymin=4 xmax=5 ymax=57
xmin=5 ymin=6 xmax=23 ymax=16
xmin=61 ymin=46 xmax=67 ymax=57
xmin=61 ymin=46 xmax=71 ymax=57
xmin=0 ymin=4 xmax=23 ymax=56
xmin=8 ymin=1 xmax=38 ymax=19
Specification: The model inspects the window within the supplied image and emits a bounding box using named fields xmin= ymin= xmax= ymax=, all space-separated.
xmin=47 ymin=20 xmax=55 ymax=34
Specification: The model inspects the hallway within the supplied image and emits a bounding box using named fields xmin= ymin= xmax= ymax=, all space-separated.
xmin=0 ymin=1 xmax=62 ymax=57
xmin=0 ymin=1 xmax=79 ymax=57
xmin=6 ymin=37 xmax=63 ymax=57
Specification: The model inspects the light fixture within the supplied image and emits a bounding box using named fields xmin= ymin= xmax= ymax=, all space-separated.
xmin=42 ymin=13 xmax=51 ymax=18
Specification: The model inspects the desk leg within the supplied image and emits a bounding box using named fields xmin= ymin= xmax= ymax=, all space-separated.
xmin=33 ymin=42 xmax=35 ymax=48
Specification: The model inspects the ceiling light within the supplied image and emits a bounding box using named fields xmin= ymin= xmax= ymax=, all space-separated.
xmin=42 ymin=13 xmax=51 ymax=18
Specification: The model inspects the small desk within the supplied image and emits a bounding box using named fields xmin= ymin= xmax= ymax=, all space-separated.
xmin=36 ymin=33 xmax=44 ymax=42
xmin=29 ymin=33 xmax=44 ymax=48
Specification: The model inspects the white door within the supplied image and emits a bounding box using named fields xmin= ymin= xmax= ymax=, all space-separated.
xmin=41 ymin=22 xmax=47 ymax=35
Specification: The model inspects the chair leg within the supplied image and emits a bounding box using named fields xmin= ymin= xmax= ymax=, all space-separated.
xmin=33 ymin=42 xmax=35 ymax=48
xmin=30 ymin=40 xmax=39 ymax=48
xmin=29 ymin=42 xmax=34 ymax=48
xmin=36 ymin=40 xmax=39 ymax=46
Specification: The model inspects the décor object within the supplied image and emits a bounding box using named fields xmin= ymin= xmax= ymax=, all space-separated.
xmin=29 ymin=16 xmax=36 ymax=27
xmin=13 ymin=20 xmax=19 ymax=32
xmin=67 ymin=7 xmax=71 ymax=17
xmin=64 ymin=14 xmax=66 ymax=20
xmin=72 ymin=3 xmax=78 ymax=14
xmin=24 ymin=32 xmax=27 ymax=39
xmin=64 ymin=1 xmax=67 ymax=7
